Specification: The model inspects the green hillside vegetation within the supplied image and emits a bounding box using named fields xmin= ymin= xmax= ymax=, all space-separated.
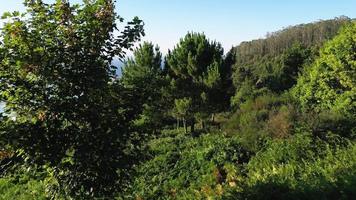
xmin=0 ymin=1 xmax=355 ymax=199
xmin=229 ymin=17 xmax=352 ymax=105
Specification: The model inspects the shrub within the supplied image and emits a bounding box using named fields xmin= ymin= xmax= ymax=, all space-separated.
xmin=224 ymin=94 xmax=296 ymax=151
xmin=240 ymin=133 xmax=356 ymax=199
xmin=0 ymin=178 xmax=47 ymax=200
xmin=265 ymin=105 xmax=296 ymax=139
xmin=125 ymin=130 xmax=250 ymax=199
xmin=0 ymin=163 xmax=49 ymax=200
xmin=299 ymin=110 xmax=356 ymax=139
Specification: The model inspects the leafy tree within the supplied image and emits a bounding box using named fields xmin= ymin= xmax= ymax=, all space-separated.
xmin=293 ymin=22 xmax=356 ymax=119
xmin=121 ymin=42 xmax=165 ymax=133
xmin=0 ymin=0 xmax=144 ymax=198
xmin=166 ymin=32 xmax=227 ymax=131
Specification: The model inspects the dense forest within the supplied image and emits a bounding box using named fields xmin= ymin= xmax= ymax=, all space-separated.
xmin=0 ymin=1 xmax=355 ymax=199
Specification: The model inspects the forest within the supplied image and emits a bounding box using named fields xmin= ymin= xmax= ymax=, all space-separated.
xmin=0 ymin=1 xmax=355 ymax=199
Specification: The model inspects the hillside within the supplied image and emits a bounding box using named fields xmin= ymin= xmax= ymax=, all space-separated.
xmin=227 ymin=17 xmax=353 ymax=106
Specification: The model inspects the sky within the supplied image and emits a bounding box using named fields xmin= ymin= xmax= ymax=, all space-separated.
xmin=0 ymin=0 xmax=355 ymax=55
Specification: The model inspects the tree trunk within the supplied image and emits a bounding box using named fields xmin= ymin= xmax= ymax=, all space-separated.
xmin=202 ymin=120 xmax=206 ymax=130
xmin=183 ymin=119 xmax=187 ymax=134
xmin=191 ymin=119 xmax=195 ymax=133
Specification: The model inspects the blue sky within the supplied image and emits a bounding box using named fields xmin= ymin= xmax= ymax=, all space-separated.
xmin=0 ymin=0 xmax=355 ymax=54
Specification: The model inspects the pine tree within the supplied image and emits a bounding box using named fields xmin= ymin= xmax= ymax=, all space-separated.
xmin=121 ymin=42 xmax=165 ymax=132
xmin=166 ymin=32 xmax=227 ymax=131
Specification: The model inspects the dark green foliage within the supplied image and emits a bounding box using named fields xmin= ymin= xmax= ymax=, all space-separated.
xmin=293 ymin=109 xmax=356 ymax=140
xmin=272 ymin=43 xmax=312 ymax=91
xmin=0 ymin=0 xmax=144 ymax=198
xmin=221 ymin=48 xmax=236 ymax=106
xmin=166 ymin=33 xmax=229 ymax=129
xmin=121 ymin=42 xmax=166 ymax=133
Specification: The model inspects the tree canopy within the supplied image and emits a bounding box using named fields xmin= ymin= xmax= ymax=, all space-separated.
xmin=293 ymin=21 xmax=356 ymax=118
xmin=121 ymin=42 xmax=165 ymax=132
xmin=165 ymin=32 xmax=229 ymax=129
xmin=0 ymin=0 xmax=144 ymax=197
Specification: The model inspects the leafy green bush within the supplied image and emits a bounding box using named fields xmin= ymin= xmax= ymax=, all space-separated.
xmin=125 ymin=129 xmax=356 ymax=200
xmin=293 ymin=22 xmax=356 ymax=119
xmin=239 ymin=133 xmax=356 ymax=200
xmin=125 ymin=130 xmax=250 ymax=199
xmin=0 ymin=177 xmax=46 ymax=200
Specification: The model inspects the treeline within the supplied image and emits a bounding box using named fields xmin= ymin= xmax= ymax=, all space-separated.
xmin=0 ymin=1 xmax=355 ymax=199
xmin=235 ymin=16 xmax=350 ymax=59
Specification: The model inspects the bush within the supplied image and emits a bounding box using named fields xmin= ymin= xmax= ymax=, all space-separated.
xmin=239 ymin=133 xmax=356 ymax=200
xmin=299 ymin=110 xmax=356 ymax=139
xmin=0 ymin=177 xmax=46 ymax=200
xmin=125 ymin=130 xmax=251 ymax=199
xmin=0 ymin=169 xmax=48 ymax=200
xmin=265 ymin=105 xmax=296 ymax=139
xmin=224 ymin=94 xmax=296 ymax=151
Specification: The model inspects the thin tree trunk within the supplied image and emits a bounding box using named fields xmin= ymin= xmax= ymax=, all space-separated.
xmin=191 ymin=119 xmax=195 ymax=133
xmin=183 ymin=119 xmax=187 ymax=134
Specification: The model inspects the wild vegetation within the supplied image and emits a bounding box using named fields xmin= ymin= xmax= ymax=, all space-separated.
xmin=0 ymin=1 xmax=355 ymax=199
